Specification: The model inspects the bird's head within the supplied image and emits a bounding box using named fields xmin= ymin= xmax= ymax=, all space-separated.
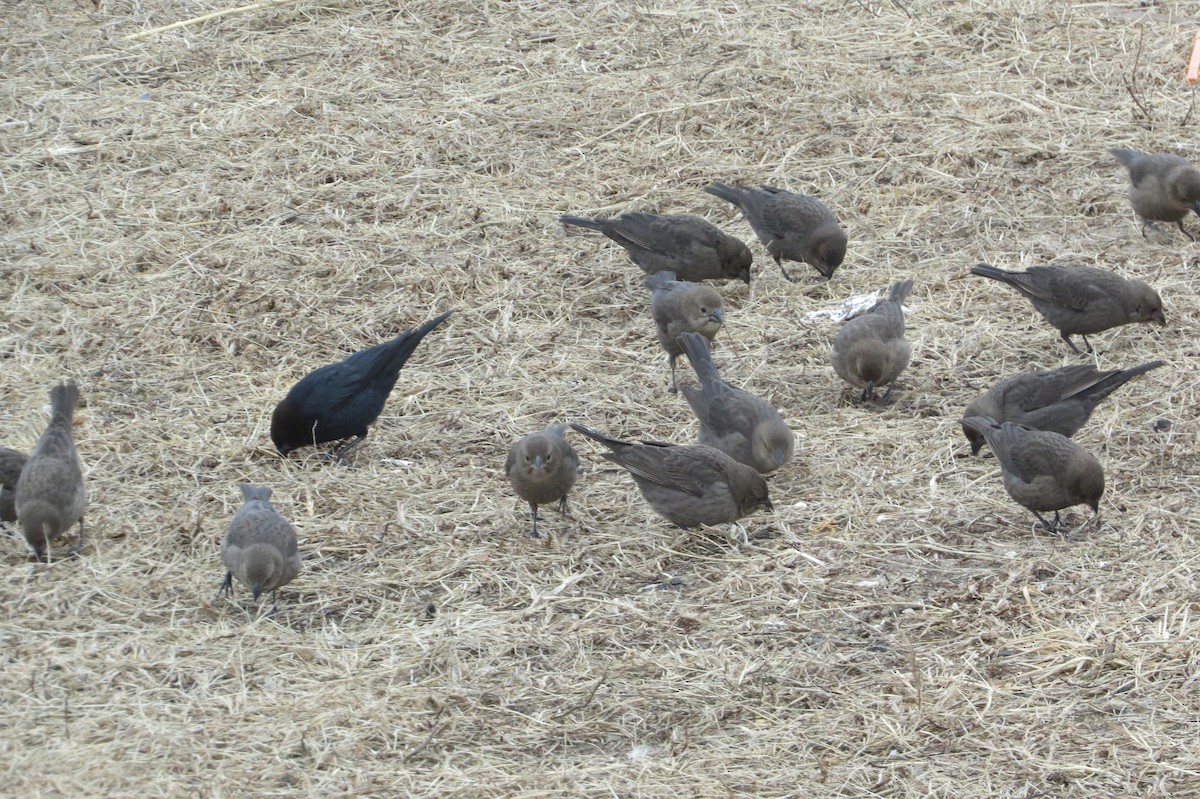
xmin=1128 ymin=280 xmax=1166 ymax=327
xmin=685 ymin=286 xmax=725 ymax=333
xmin=811 ymin=223 xmax=848 ymax=279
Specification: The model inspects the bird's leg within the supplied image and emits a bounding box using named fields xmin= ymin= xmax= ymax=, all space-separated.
xmin=669 ymin=357 xmax=678 ymax=394
xmin=68 ymin=517 xmax=87 ymax=556
xmin=775 ymin=255 xmax=797 ymax=283
xmin=1062 ymin=332 xmax=1083 ymax=355
xmin=529 ymin=504 xmax=541 ymax=539
xmin=557 ymin=495 xmax=570 ymax=516
xmin=220 ymin=571 xmax=234 ymax=597
xmin=331 ymin=435 xmax=366 ymax=464
xmin=881 ymin=381 xmax=896 ymax=403
xmin=1031 ymin=511 xmax=1055 ymax=531
xmin=1081 ymin=335 xmax=1093 ymax=354
xmin=860 ymin=381 xmax=875 ymax=402
xmin=1177 ymin=219 xmax=1197 ymax=242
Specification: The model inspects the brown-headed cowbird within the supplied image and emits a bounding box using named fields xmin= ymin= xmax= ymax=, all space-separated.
xmin=15 ymin=382 xmax=86 ymax=559
xmin=960 ymin=416 xmax=1104 ymax=532
xmin=970 ymin=264 xmax=1164 ymax=354
xmin=506 ymin=424 xmax=580 ymax=538
xmin=0 ymin=447 xmax=27 ymax=526
xmin=830 ymin=279 xmax=913 ymax=402
xmin=644 ymin=271 xmax=724 ymax=393
xmin=703 ymin=182 xmax=847 ymax=282
xmin=962 ymin=360 xmax=1166 ymax=454
xmin=272 ymin=311 xmax=452 ymax=461
xmin=569 ymin=422 xmax=772 ymax=528
xmin=1110 ymin=147 xmax=1200 ymax=241
xmin=559 ymin=212 xmax=753 ymax=284
xmin=220 ymin=484 xmax=302 ymax=604
xmin=677 ymin=332 xmax=793 ymax=473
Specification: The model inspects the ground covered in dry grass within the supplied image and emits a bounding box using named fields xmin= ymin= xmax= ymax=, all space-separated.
xmin=2 ymin=0 xmax=1199 ymax=796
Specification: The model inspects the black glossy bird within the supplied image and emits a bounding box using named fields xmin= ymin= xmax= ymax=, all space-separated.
xmin=271 ymin=311 xmax=452 ymax=460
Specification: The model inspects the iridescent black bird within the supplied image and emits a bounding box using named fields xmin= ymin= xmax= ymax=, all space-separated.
xmin=271 ymin=311 xmax=452 ymax=461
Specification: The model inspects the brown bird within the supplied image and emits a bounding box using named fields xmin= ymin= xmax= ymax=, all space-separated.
xmin=703 ymin=182 xmax=847 ymax=282
xmin=962 ymin=360 xmax=1166 ymax=455
xmin=506 ymin=424 xmax=580 ymax=538
xmin=644 ymin=271 xmax=725 ymax=393
xmin=1110 ymin=147 xmax=1200 ymax=241
xmin=677 ymin=332 xmax=793 ymax=473
xmin=559 ymin=212 xmax=754 ymax=284
xmin=220 ymin=484 xmax=302 ymax=605
xmin=960 ymin=416 xmax=1104 ymax=532
xmin=830 ymin=279 xmax=913 ymax=402
xmin=569 ymin=422 xmax=772 ymax=528
xmin=970 ymin=264 xmax=1165 ymax=354
xmin=15 ymin=382 xmax=87 ymax=559
xmin=0 ymin=447 xmax=27 ymax=526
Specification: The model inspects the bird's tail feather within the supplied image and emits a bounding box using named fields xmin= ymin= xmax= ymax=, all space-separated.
xmin=559 ymin=215 xmax=605 ymax=231
xmin=702 ymin=182 xmax=748 ymax=208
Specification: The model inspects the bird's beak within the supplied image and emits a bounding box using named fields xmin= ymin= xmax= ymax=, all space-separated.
xmin=533 ymin=455 xmax=544 ymax=471
xmin=762 ymin=499 xmax=774 ymax=512
xmin=740 ymin=270 xmax=751 ymax=285
xmin=773 ymin=450 xmax=786 ymax=468
xmin=710 ymin=309 xmax=724 ymax=325
xmin=252 ymin=584 xmax=263 ymax=601
xmin=1153 ymin=310 xmax=1167 ymax=327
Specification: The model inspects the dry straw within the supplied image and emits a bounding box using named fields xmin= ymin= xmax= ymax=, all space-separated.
xmin=1 ymin=0 xmax=1198 ymax=796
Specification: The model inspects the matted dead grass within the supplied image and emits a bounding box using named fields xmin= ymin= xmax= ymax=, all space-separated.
xmin=2 ymin=0 xmax=1199 ymax=795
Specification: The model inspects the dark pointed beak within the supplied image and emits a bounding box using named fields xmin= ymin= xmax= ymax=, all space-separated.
xmin=740 ymin=270 xmax=751 ymax=285
xmin=252 ymin=584 xmax=263 ymax=601
xmin=1153 ymin=310 xmax=1166 ymax=327
xmin=710 ymin=309 xmax=724 ymax=325
xmin=773 ymin=450 xmax=786 ymax=468
xmin=533 ymin=454 xmax=544 ymax=471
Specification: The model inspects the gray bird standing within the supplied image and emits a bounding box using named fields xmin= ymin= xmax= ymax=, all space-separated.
xmin=970 ymin=264 xmax=1165 ymax=354
xmin=221 ymin=484 xmax=302 ymax=605
xmin=569 ymin=422 xmax=772 ymax=528
xmin=0 ymin=447 xmax=28 ymax=526
xmin=960 ymin=416 xmax=1104 ymax=532
xmin=15 ymin=382 xmax=87 ymax=559
xmin=644 ymin=271 xmax=725 ymax=393
xmin=703 ymin=182 xmax=847 ymax=282
xmin=677 ymin=332 xmax=793 ymax=473
xmin=506 ymin=424 xmax=580 ymax=538
xmin=962 ymin=360 xmax=1166 ymax=455
xmin=1110 ymin=147 xmax=1200 ymax=241
xmin=559 ymin=212 xmax=754 ymax=284
xmin=830 ymin=279 xmax=913 ymax=402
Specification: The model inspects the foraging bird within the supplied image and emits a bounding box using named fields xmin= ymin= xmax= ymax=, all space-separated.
xmin=15 ymin=382 xmax=87 ymax=559
xmin=1110 ymin=147 xmax=1200 ymax=241
xmin=271 ymin=311 xmax=452 ymax=460
xmin=970 ymin=264 xmax=1164 ymax=354
xmin=506 ymin=424 xmax=580 ymax=538
xmin=677 ymin=332 xmax=793 ymax=473
xmin=644 ymin=271 xmax=724 ymax=393
xmin=960 ymin=416 xmax=1104 ymax=532
xmin=569 ymin=422 xmax=772 ymax=528
xmin=962 ymin=360 xmax=1166 ymax=455
xmin=220 ymin=484 xmax=302 ymax=604
xmin=830 ymin=279 xmax=913 ymax=402
xmin=703 ymin=182 xmax=847 ymax=281
xmin=559 ymin=211 xmax=754 ymax=284
xmin=0 ymin=447 xmax=27 ymax=526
